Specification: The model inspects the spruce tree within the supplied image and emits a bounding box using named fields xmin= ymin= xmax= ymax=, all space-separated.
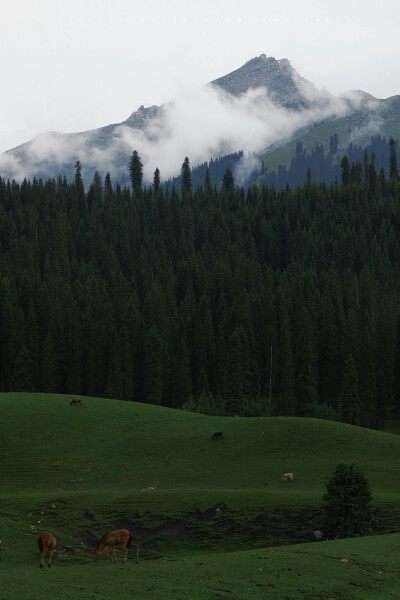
xmin=323 ymin=463 xmax=373 ymax=538
xmin=389 ymin=137 xmax=398 ymax=180
xmin=368 ymin=152 xmax=377 ymax=191
xmin=340 ymin=354 xmax=360 ymax=425
xmin=129 ymin=150 xmax=143 ymax=194
xmin=393 ymin=307 xmax=400 ymax=412
xmin=74 ymin=160 xmax=82 ymax=187
xmin=153 ymin=167 xmax=161 ymax=193
xmin=222 ymin=167 xmax=235 ymax=193
xmin=341 ymin=156 xmax=350 ymax=185
xmin=204 ymin=167 xmax=212 ymax=196
xmin=181 ymin=157 xmax=192 ymax=199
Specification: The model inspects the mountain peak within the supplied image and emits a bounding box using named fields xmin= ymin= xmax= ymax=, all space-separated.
xmin=211 ymin=55 xmax=321 ymax=110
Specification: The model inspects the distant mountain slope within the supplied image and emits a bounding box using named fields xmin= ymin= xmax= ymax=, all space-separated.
xmin=261 ymin=95 xmax=400 ymax=173
xmin=0 ymin=54 xmax=397 ymax=185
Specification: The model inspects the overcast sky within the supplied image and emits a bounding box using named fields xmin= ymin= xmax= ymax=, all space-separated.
xmin=1 ymin=0 xmax=399 ymax=154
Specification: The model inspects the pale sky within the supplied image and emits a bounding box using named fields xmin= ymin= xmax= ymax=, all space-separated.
xmin=1 ymin=0 xmax=399 ymax=153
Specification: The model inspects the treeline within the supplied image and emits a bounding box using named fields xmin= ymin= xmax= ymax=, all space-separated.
xmin=258 ymin=135 xmax=400 ymax=189
xmin=164 ymin=151 xmax=244 ymax=191
xmin=0 ymin=146 xmax=400 ymax=427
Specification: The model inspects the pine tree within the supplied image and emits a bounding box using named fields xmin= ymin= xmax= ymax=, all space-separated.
xmin=368 ymin=152 xmax=377 ymax=191
xmin=329 ymin=133 xmax=338 ymax=155
xmin=153 ymin=167 xmax=161 ymax=193
xmin=204 ymin=167 xmax=212 ymax=197
xmin=323 ymin=463 xmax=373 ymax=538
xmin=278 ymin=312 xmax=296 ymax=415
xmin=389 ymin=137 xmax=398 ymax=180
xmin=11 ymin=345 xmax=36 ymax=392
xmin=341 ymin=156 xmax=350 ymax=185
xmin=144 ymin=325 xmax=164 ymax=405
xmin=104 ymin=172 xmax=113 ymax=198
xmin=225 ymin=326 xmax=247 ymax=415
xmin=129 ymin=150 xmax=143 ymax=194
xmin=105 ymin=325 xmax=123 ymax=400
xmin=74 ymin=161 xmax=82 ymax=187
xmin=393 ymin=307 xmax=400 ymax=412
xmin=181 ymin=157 xmax=192 ymax=199
xmin=294 ymin=306 xmax=317 ymax=416
xmin=222 ymin=167 xmax=235 ymax=193
xmin=363 ymin=149 xmax=369 ymax=181
xmin=340 ymin=354 xmax=360 ymax=425
xmin=358 ymin=324 xmax=376 ymax=427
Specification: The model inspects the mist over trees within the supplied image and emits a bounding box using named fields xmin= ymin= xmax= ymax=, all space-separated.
xmin=257 ymin=135 xmax=400 ymax=190
xmin=0 ymin=142 xmax=399 ymax=427
xmin=165 ymin=135 xmax=400 ymax=194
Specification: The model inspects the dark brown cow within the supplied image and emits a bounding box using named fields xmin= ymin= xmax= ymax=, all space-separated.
xmin=212 ymin=431 xmax=224 ymax=440
xmin=70 ymin=398 xmax=82 ymax=406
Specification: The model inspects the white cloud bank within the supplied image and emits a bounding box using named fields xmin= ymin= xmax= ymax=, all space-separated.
xmin=0 ymin=83 xmax=361 ymax=185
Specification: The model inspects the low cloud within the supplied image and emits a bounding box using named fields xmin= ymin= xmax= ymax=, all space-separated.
xmin=0 ymin=82 xmax=358 ymax=185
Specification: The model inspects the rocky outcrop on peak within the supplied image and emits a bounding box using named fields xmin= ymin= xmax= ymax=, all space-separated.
xmin=210 ymin=54 xmax=325 ymax=110
xmin=124 ymin=104 xmax=161 ymax=129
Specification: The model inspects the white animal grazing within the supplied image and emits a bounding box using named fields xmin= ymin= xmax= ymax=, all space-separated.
xmin=281 ymin=472 xmax=294 ymax=482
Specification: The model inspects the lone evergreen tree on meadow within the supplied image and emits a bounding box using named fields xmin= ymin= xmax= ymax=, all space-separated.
xmin=323 ymin=463 xmax=373 ymax=538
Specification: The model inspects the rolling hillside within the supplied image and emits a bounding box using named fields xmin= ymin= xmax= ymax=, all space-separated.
xmin=2 ymin=393 xmax=400 ymax=505
xmin=2 ymin=393 xmax=400 ymax=598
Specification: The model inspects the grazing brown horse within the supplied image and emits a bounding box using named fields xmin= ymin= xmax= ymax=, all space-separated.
xmin=38 ymin=531 xmax=57 ymax=568
xmin=70 ymin=397 xmax=82 ymax=406
xmin=93 ymin=529 xmax=138 ymax=564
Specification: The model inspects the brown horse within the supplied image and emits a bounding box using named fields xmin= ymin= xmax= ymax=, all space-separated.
xmin=70 ymin=397 xmax=82 ymax=406
xmin=38 ymin=531 xmax=57 ymax=568
xmin=93 ymin=529 xmax=138 ymax=564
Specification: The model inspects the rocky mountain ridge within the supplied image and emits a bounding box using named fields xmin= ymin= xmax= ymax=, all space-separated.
xmin=0 ymin=55 xmax=397 ymax=185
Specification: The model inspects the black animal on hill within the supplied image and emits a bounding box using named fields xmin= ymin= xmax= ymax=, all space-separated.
xmin=212 ymin=431 xmax=224 ymax=440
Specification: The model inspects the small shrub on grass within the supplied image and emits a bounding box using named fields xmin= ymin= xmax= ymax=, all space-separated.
xmin=323 ymin=462 xmax=373 ymax=538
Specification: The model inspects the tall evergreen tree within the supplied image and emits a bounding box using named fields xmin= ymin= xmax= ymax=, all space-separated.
xmin=341 ymin=156 xmax=350 ymax=185
xmin=153 ymin=167 xmax=161 ymax=193
xmin=340 ymin=354 xmax=360 ymax=425
xmin=181 ymin=157 xmax=192 ymax=199
xmin=222 ymin=167 xmax=235 ymax=193
xmin=389 ymin=137 xmax=398 ymax=180
xmin=129 ymin=150 xmax=143 ymax=194
xmin=74 ymin=160 xmax=82 ymax=187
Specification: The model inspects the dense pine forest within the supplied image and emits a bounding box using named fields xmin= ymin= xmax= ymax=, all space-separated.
xmin=0 ymin=142 xmax=399 ymax=428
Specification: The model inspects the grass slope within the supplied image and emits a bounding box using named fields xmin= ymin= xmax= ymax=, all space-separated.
xmin=1 ymin=393 xmax=400 ymax=598
xmin=1 ymin=393 xmax=400 ymax=504
xmin=2 ymin=534 xmax=400 ymax=599
xmin=260 ymin=108 xmax=400 ymax=173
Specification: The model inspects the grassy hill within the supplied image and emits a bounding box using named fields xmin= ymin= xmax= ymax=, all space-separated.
xmin=261 ymin=102 xmax=400 ymax=172
xmin=2 ymin=392 xmax=400 ymax=598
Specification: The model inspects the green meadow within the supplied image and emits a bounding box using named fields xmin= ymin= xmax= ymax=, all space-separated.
xmin=1 ymin=393 xmax=400 ymax=599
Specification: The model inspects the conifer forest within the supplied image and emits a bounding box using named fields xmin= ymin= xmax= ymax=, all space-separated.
xmin=1 ymin=142 xmax=400 ymax=429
